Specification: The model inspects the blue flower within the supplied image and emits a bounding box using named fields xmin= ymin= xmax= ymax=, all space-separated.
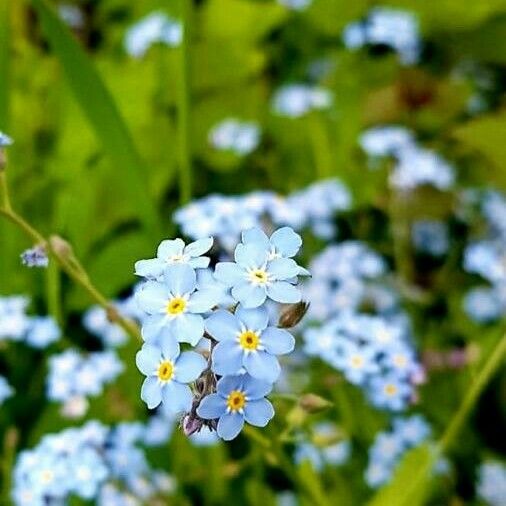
xmin=197 ymin=374 xmax=274 ymax=440
xmin=26 ymin=317 xmax=61 ymax=349
xmin=0 ymin=131 xmax=13 ymax=147
xmin=136 ymin=338 xmax=206 ymax=413
xmin=368 ymin=374 xmax=412 ymax=411
xmin=205 ymin=305 xmax=295 ymax=382
xmin=135 ymin=237 xmax=213 ymax=279
xmin=136 ymin=264 xmax=219 ymax=345
xmin=20 ymin=246 xmax=49 ymax=268
xmin=214 ymin=227 xmax=305 ymax=308
xmin=0 ymin=376 xmax=13 ymax=405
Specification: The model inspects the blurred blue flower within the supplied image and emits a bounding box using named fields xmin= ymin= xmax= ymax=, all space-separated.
xmin=197 ymin=374 xmax=274 ymax=440
xmin=412 ymin=220 xmax=449 ymax=256
xmin=205 ymin=304 xmax=295 ymax=382
xmin=477 ymin=461 xmax=506 ymax=506
xmin=0 ymin=376 xmax=13 ymax=405
xmin=0 ymin=131 xmax=13 ymax=147
xmin=20 ymin=246 xmax=48 ymax=268
xmin=272 ymin=84 xmax=332 ymax=117
xmin=209 ymin=119 xmax=260 ymax=156
xmin=26 ymin=316 xmax=60 ymax=348
xmin=136 ymin=339 xmax=206 ymax=412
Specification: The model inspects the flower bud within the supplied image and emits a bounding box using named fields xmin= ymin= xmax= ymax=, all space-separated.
xmin=182 ymin=414 xmax=204 ymax=437
xmin=299 ymin=393 xmax=332 ymax=413
xmin=278 ymin=301 xmax=310 ymax=328
xmin=49 ymin=235 xmax=74 ymax=260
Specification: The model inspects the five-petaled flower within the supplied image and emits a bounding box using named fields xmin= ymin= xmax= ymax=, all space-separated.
xmin=135 ymin=237 xmax=213 ymax=279
xmin=206 ymin=304 xmax=295 ymax=382
xmin=136 ymin=338 xmax=206 ymax=413
xmin=135 ymin=264 xmax=220 ymax=345
xmin=197 ymin=374 xmax=274 ymax=440
xmin=214 ymin=227 xmax=305 ymax=308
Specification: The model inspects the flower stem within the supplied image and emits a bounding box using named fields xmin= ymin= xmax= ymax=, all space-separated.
xmin=177 ymin=0 xmax=193 ymax=205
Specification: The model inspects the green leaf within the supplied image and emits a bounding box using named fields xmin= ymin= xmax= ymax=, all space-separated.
xmin=30 ymin=0 xmax=161 ymax=238
xmin=367 ymin=445 xmax=436 ymax=506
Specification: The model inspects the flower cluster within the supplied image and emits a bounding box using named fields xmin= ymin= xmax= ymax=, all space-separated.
xmin=47 ymin=349 xmax=123 ymax=417
xmin=365 ymin=415 xmax=431 ymax=487
xmin=303 ymin=312 xmax=423 ymax=411
xmin=0 ymin=295 xmax=61 ymax=348
xmin=208 ymin=119 xmax=261 ymax=156
xmin=272 ymin=84 xmax=333 ymax=117
xmin=343 ymin=8 xmax=421 ymax=65
xmin=173 ymin=178 xmax=351 ymax=250
xmin=12 ymin=420 xmax=176 ymax=505
xmin=20 ymin=245 xmax=49 ymax=268
xmin=360 ymin=125 xmax=455 ymax=191
xmin=134 ymin=227 xmax=308 ymax=440
xmin=477 ymin=461 xmax=506 ymax=506
xmin=124 ymin=11 xmax=182 ymax=58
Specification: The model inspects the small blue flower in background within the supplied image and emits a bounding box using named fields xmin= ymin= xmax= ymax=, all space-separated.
xmin=0 ymin=131 xmax=13 ymax=147
xmin=26 ymin=316 xmax=61 ymax=348
xmin=368 ymin=374 xmax=412 ymax=411
xmin=214 ymin=227 xmax=305 ymax=308
xmin=0 ymin=376 xmax=13 ymax=405
xmin=412 ymin=220 xmax=449 ymax=256
xmin=136 ymin=339 xmax=206 ymax=413
xmin=477 ymin=461 xmax=506 ymax=506
xmin=20 ymin=245 xmax=48 ymax=268
xmin=197 ymin=374 xmax=274 ymax=440
xmin=272 ymin=84 xmax=332 ymax=118
xmin=136 ymin=264 xmax=219 ymax=345
xmin=205 ymin=304 xmax=295 ymax=382
xmin=209 ymin=119 xmax=261 ymax=156
xmin=135 ymin=237 xmax=213 ymax=279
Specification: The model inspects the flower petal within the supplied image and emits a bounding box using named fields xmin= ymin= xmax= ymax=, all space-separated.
xmin=244 ymin=351 xmax=281 ymax=382
xmin=261 ymin=327 xmax=295 ymax=355
xmin=161 ymin=381 xmax=192 ymax=414
xmin=189 ymin=257 xmax=210 ymax=269
xmin=217 ymin=375 xmax=245 ymax=397
xmin=187 ymin=288 xmax=220 ymax=313
xmin=164 ymin=264 xmax=196 ymax=296
xmin=205 ymin=310 xmax=241 ymax=341
xmin=234 ymin=243 xmax=268 ymax=269
xmin=266 ymin=281 xmax=301 ymax=304
xmin=243 ymin=375 xmax=273 ymax=400
xmin=160 ymin=336 xmax=180 ymax=361
xmin=134 ymin=259 xmax=165 ymax=279
xmin=197 ymin=393 xmax=227 ymax=419
xmin=242 ymin=228 xmax=270 ymax=250
xmin=268 ymin=258 xmax=300 ymax=280
xmin=174 ymin=351 xmax=207 ymax=383
xmin=232 ymin=282 xmax=266 ymax=308
xmin=270 ymin=227 xmax=302 ymax=258
xmin=141 ymin=314 xmax=169 ymax=343
xmin=244 ymin=399 xmax=274 ymax=427
xmin=141 ymin=376 xmax=162 ymax=409
xmin=217 ymin=412 xmax=245 ymax=441
xmin=214 ymin=262 xmax=245 ymax=286
xmin=135 ymin=281 xmax=169 ymax=314
xmin=157 ymin=238 xmax=185 ymax=259
xmin=211 ymin=340 xmax=244 ymax=376
xmin=185 ymin=237 xmax=213 ymax=257
xmin=168 ymin=313 xmax=204 ymax=346
xmin=236 ymin=305 xmax=269 ymax=331
xmin=136 ymin=344 xmax=162 ymax=375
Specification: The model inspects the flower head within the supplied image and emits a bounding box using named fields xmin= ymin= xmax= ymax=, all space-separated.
xmin=197 ymin=374 xmax=274 ymax=440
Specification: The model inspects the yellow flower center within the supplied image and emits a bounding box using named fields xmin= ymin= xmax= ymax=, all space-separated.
xmin=384 ymin=384 xmax=398 ymax=396
xmin=169 ymin=254 xmax=184 ymax=263
xmin=157 ymin=360 xmax=174 ymax=381
xmin=350 ymin=355 xmax=364 ymax=368
xmin=239 ymin=330 xmax=260 ymax=351
xmin=249 ymin=268 xmax=269 ymax=285
xmin=226 ymin=390 xmax=246 ymax=412
xmin=166 ymin=297 xmax=186 ymax=315
xmin=393 ymin=355 xmax=407 ymax=367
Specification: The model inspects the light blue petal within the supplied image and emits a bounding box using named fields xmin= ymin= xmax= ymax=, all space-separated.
xmin=160 ymin=336 xmax=180 ymax=361
xmin=205 ymin=310 xmax=240 ymax=341
xmin=141 ymin=376 xmax=162 ymax=409
xmin=211 ymin=340 xmax=243 ymax=376
xmin=161 ymin=381 xmax=192 ymax=414
xmin=217 ymin=412 xmax=245 ymax=441
xmin=187 ymin=288 xmax=220 ymax=313
xmin=266 ymin=281 xmax=301 ymax=304
xmin=232 ymin=282 xmax=266 ymax=308
xmin=242 ymin=228 xmax=270 ymax=249
xmin=243 ymin=375 xmax=273 ymax=400
xmin=188 ymin=257 xmax=211 ymax=269
xmin=197 ymin=393 xmax=227 ymax=419
xmin=135 ymin=281 xmax=169 ymax=314
xmin=244 ymin=351 xmax=281 ymax=382
xmin=217 ymin=375 xmax=245 ymax=396
xmin=234 ymin=243 xmax=269 ymax=269
xmin=185 ymin=237 xmax=213 ymax=257
xmin=244 ymin=399 xmax=274 ymax=427
xmin=214 ymin=262 xmax=245 ymax=286
xmin=134 ymin=258 xmax=165 ymax=278
xmin=261 ymin=328 xmax=295 ymax=355
xmin=141 ymin=314 xmax=169 ymax=343
xmin=168 ymin=313 xmax=204 ymax=345
xmin=136 ymin=344 xmax=162 ymax=375
xmin=298 ymin=266 xmax=311 ymax=277
xmin=270 ymin=227 xmax=302 ymax=257
xmin=174 ymin=351 xmax=207 ymax=383
xmin=157 ymin=238 xmax=185 ymax=259
xmin=268 ymin=258 xmax=300 ymax=280
xmin=236 ymin=305 xmax=269 ymax=331
xmin=164 ymin=264 xmax=196 ymax=296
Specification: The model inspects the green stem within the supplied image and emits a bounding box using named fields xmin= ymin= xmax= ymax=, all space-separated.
xmin=177 ymin=0 xmax=193 ymax=204
xmin=46 ymin=259 xmax=63 ymax=327
xmin=1 ymin=427 xmax=18 ymax=504
xmin=389 ymin=190 xmax=413 ymax=285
